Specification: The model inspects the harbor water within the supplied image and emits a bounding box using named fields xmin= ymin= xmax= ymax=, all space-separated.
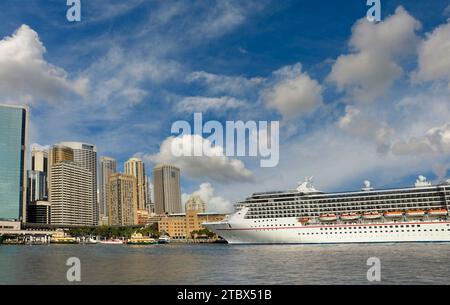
xmin=0 ymin=243 xmax=449 ymax=285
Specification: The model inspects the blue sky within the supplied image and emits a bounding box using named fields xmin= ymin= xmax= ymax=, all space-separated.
xmin=1 ymin=0 xmax=450 ymax=212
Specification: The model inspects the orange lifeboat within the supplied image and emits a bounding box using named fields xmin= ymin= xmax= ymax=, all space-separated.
xmin=406 ymin=210 xmax=425 ymax=217
xmin=428 ymin=209 xmax=448 ymax=217
xmin=384 ymin=211 xmax=403 ymax=218
xmin=297 ymin=217 xmax=310 ymax=224
xmin=340 ymin=213 xmax=360 ymax=221
xmin=319 ymin=214 xmax=337 ymax=222
xmin=362 ymin=212 xmax=382 ymax=220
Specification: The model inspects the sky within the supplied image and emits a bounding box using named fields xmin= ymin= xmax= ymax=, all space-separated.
xmin=1 ymin=0 xmax=450 ymax=213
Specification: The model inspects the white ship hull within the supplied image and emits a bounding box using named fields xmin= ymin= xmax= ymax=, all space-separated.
xmin=205 ymin=217 xmax=450 ymax=244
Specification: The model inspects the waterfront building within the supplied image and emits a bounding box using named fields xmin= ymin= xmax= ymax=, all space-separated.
xmin=99 ymin=156 xmax=117 ymax=223
xmin=0 ymin=104 xmax=28 ymax=222
xmin=49 ymin=161 xmax=94 ymax=226
xmin=58 ymin=142 xmax=98 ymax=225
xmin=153 ymin=164 xmax=182 ymax=214
xmin=108 ymin=173 xmax=138 ymax=226
xmin=137 ymin=209 xmax=150 ymax=225
xmin=158 ymin=197 xmax=225 ymax=239
xmin=124 ymin=157 xmax=147 ymax=211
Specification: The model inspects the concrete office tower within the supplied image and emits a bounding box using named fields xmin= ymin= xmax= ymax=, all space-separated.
xmin=153 ymin=164 xmax=182 ymax=214
xmin=50 ymin=161 xmax=94 ymax=226
xmin=124 ymin=157 xmax=146 ymax=211
xmin=28 ymin=147 xmax=48 ymax=206
xmin=108 ymin=173 xmax=137 ymax=226
xmin=59 ymin=142 xmax=98 ymax=225
xmin=0 ymin=104 xmax=28 ymax=222
xmin=99 ymin=156 xmax=117 ymax=223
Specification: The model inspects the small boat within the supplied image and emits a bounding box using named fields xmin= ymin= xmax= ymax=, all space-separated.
xmin=384 ymin=211 xmax=403 ymax=218
xmin=362 ymin=212 xmax=382 ymax=220
xmin=99 ymin=239 xmax=124 ymax=245
xmin=127 ymin=233 xmax=157 ymax=245
xmin=158 ymin=235 xmax=171 ymax=244
xmin=340 ymin=213 xmax=360 ymax=221
xmin=50 ymin=230 xmax=77 ymax=244
xmin=428 ymin=209 xmax=448 ymax=217
xmin=84 ymin=237 xmax=98 ymax=244
xmin=406 ymin=210 xmax=425 ymax=217
xmin=319 ymin=214 xmax=337 ymax=222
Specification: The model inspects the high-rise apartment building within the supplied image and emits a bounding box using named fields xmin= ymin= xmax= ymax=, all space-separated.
xmin=124 ymin=157 xmax=146 ymax=211
xmin=108 ymin=173 xmax=137 ymax=226
xmin=99 ymin=156 xmax=117 ymax=223
xmin=58 ymin=142 xmax=98 ymax=225
xmin=153 ymin=164 xmax=182 ymax=214
xmin=49 ymin=161 xmax=94 ymax=226
xmin=0 ymin=104 xmax=28 ymax=222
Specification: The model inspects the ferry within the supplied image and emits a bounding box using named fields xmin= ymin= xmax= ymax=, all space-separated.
xmin=99 ymin=239 xmax=124 ymax=245
xmin=204 ymin=176 xmax=450 ymax=244
xmin=50 ymin=230 xmax=77 ymax=244
xmin=126 ymin=233 xmax=157 ymax=245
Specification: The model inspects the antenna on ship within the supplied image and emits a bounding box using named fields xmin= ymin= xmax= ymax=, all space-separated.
xmin=361 ymin=180 xmax=373 ymax=191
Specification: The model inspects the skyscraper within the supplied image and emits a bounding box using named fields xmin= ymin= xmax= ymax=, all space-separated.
xmin=99 ymin=156 xmax=117 ymax=224
xmin=153 ymin=164 xmax=182 ymax=214
xmin=124 ymin=157 xmax=146 ymax=211
xmin=50 ymin=161 xmax=94 ymax=226
xmin=0 ymin=104 xmax=28 ymax=222
xmin=58 ymin=142 xmax=98 ymax=225
xmin=28 ymin=147 xmax=48 ymax=204
xmin=108 ymin=173 xmax=137 ymax=226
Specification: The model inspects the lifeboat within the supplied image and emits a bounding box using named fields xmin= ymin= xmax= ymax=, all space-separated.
xmin=340 ymin=213 xmax=360 ymax=221
xmin=362 ymin=212 xmax=382 ymax=220
xmin=384 ymin=211 xmax=403 ymax=218
xmin=297 ymin=217 xmax=310 ymax=224
xmin=319 ymin=214 xmax=337 ymax=222
xmin=406 ymin=210 xmax=425 ymax=217
xmin=428 ymin=209 xmax=448 ymax=217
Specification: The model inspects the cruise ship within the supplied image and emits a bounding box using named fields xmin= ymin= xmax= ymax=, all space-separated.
xmin=204 ymin=176 xmax=450 ymax=244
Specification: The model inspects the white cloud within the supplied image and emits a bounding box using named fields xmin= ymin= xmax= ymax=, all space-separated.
xmin=262 ymin=63 xmax=323 ymax=119
xmin=186 ymin=71 xmax=264 ymax=96
xmin=176 ymin=96 xmax=245 ymax=113
xmin=327 ymin=6 xmax=421 ymax=102
xmin=145 ymin=134 xmax=253 ymax=183
xmin=0 ymin=24 xmax=88 ymax=104
xmin=183 ymin=182 xmax=233 ymax=213
xmin=414 ymin=21 xmax=450 ymax=86
xmin=338 ymin=106 xmax=393 ymax=153
xmin=392 ymin=123 xmax=450 ymax=155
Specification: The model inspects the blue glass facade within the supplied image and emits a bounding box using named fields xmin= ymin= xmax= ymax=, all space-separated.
xmin=0 ymin=105 xmax=27 ymax=221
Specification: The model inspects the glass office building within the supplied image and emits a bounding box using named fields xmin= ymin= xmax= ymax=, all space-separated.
xmin=0 ymin=104 xmax=28 ymax=221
